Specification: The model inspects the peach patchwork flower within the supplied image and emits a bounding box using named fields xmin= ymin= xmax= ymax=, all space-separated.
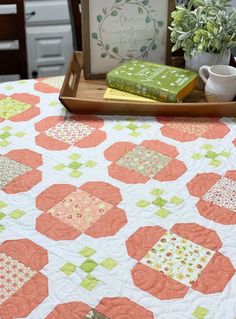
xmin=35 ymin=115 xmax=106 ymax=150
xmin=187 ymin=170 xmax=236 ymax=224
xmin=34 ymin=76 xmax=64 ymax=93
xmin=156 ymin=117 xmax=230 ymax=142
xmin=126 ymin=223 xmax=235 ymax=300
xmin=36 ymin=182 xmax=127 ymax=240
xmin=0 ymin=149 xmax=42 ymax=194
xmin=0 ymin=239 xmax=48 ymax=319
xmin=104 ymin=141 xmax=186 ymax=184
xmin=0 ymin=93 xmax=40 ymax=123
xmin=46 ymin=297 xmax=154 ymax=319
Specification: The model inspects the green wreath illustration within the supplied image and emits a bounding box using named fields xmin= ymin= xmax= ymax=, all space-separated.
xmin=91 ymin=0 xmax=164 ymax=62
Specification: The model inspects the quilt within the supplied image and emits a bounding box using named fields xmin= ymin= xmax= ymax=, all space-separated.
xmin=0 ymin=77 xmax=236 ymax=319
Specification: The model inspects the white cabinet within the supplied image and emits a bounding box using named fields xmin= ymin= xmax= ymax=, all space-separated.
xmin=26 ymin=0 xmax=73 ymax=78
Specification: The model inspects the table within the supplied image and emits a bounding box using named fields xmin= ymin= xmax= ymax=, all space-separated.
xmin=0 ymin=77 xmax=236 ymax=319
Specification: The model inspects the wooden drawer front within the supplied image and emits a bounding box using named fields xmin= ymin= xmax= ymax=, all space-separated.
xmin=27 ymin=25 xmax=73 ymax=77
xmin=25 ymin=1 xmax=70 ymax=25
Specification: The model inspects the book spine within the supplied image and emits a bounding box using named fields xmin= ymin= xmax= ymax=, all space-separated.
xmin=106 ymin=74 xmax=178 ymax=103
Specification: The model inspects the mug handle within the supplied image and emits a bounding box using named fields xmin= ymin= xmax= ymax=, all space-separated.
xmin=199 ymin=65 xmax=210 ymax=83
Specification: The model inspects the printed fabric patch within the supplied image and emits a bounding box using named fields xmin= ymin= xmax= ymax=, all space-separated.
xmin=0 ymin=97 xmax=31 ymax=119
xmin=48 ymin=189 xmax=113 ymax=232
xmin=45 ymin=120 xmax=96 ymax=145
xmin=142 ymin=231 xmax=214 ymax=286
xmin=203 ymin=177 xmax=236 ymax=212
xmin=167 ymin=118 xmax=211 ymax=136
xmin=0 ymin=155 xmax=31 ymax=189
xmin=41 ymin=77 xmax=64 ymax=89
xmin=0 ymin=252 xmax=36 ymax=305
xmin=116 ymin=145 xmax=171 ymax=178
xmin=84 ymin=309 xmax=110 ymax=319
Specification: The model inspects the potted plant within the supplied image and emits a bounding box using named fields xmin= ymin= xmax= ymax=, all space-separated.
xmin=169 ymin=0 xmax=236 ymax=71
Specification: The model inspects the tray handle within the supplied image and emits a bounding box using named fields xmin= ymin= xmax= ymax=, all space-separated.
xmin=60 ymin=52 xmax=82 ymax=99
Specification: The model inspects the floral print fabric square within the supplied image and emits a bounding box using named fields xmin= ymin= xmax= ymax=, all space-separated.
xmin=84 ymin=309 xmax=109 ymax=319
xmin=0 ymin=252 xmax=36 ymax=304
xmin=203 ymin=177 xmax=236 ymax=212
xmin=167 ymin=118 xmax=210 ymax=136
xmin=0 ymin=97 xmax=31 ymax=119
xmin=42 ymin=77 xmax=65 ymax=89
xmin=0 ymin=156 xmax=31 ymax=189
xmin=142 ymin=231 xmax=214 ymax=286
xmin=116 ymin=145 xmax=171 ymax=178
xmin=45 ymin=120 xmax=96 ymax=145
xmin=48 ymin=189 xmax=113 ymax=232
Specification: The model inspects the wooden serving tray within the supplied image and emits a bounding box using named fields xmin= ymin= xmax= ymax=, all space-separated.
xmin=59 ymin=52 xmax=236 ymax=116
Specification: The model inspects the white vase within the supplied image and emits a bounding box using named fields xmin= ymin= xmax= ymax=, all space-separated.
xmin=185 ymin=51 xmax=231 ymax=71
xmin=185 ymin=51 xmax=231 ymax=89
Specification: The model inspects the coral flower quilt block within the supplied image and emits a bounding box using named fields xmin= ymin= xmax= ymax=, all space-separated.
xmin=0 ymin=239 xmax=48 ymax=319
xmin=35 ymin=115 xmax=106 ymax=150
xmin=34 ymin=76 xmax=64 ymax=93
xmin=0 ymin=149 xmax=42 ymax=194
xmin=0 ymin=93 xmax=40 ymax=122
xmin=187 ymin=171 xmax=236 ymax=224
xmin=126 ymin=223 xmax=235 ymax=300
xmin=157 ymin=117 xmax=230 ymax=141
xmin=105 ymin=141 xmax=186 ymax=183
xmin=36 ymin=182 xmax=127 ymax=240
xmin=46 ymin=297 xmax=155 ymax=319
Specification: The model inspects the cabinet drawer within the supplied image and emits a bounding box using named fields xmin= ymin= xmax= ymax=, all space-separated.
xmin=25 ymin=0 xmax=70 ymax=26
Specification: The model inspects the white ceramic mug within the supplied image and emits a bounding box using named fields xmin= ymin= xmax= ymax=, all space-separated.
xmin=199 ymin=65 xmax=236 ymax=102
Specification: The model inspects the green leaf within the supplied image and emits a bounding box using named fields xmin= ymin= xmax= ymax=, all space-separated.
xmin=140 ymin=46 xmax=147 ymax=52
xmin=145 ymin=15 xmax=152 ymax=23
xmin=92 ymin=32 xmax=98 ymax=39
xmin=105 ymin=44 xmax=110 ymax=50
xmin=111 ymin=10 xmax=118 ymax=16
xmin=142 ymin=0 xmax=149 ymax=5
xmin=157 ymin=21 xmax=164 ymax=27
xmin=116 ymin=0 xmax=122 ymax=2
xmin=138 ymin=6 xmax=143 ymax=14
xmin=101 ymin=53 xmax=107 ymax=58
xmin=112 ymin=47 xmax=119 ymax=53
xmin=97 ymin=15 xmax=103 ymax=22
xmin=152 ymin=43 xmax=157 ymax=50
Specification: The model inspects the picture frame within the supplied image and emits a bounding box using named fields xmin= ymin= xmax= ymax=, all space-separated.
xmin=81 ymin=0 xmax=175 ymax=79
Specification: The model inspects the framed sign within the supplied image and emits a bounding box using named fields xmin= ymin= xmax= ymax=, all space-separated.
xmin=81 ymin=0 xmax=175 ymax=79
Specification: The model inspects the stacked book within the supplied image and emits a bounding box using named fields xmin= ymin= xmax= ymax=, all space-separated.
xmin=104 ymin=60 xmax=198 ymax=103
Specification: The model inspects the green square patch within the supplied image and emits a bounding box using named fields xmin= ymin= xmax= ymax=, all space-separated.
xmin=170 ymin=196 xmax=183 ymax=206
xmin=54 ymin=164 xmax=65 ymax=171
xmin=192 ymin=306 xmax=208 ymax=319
xmin=69 ymin=154 xmax=81 ymax=161
xmin=14 ymin=132 xmax=26 ymax=137
xmin=70 ymin=170 xmax=82 ymax=178
xmin=85 ymin=160 xmax=96 ymax=168
xmin=10 ymin=210 xmax=25 ymax=219
xmin=152 ymin=197 xmax=167 ymax=207
xmin=205 ymin=151 xmax=218 ymax=159
xmin=136 ymin=200 xmax=150 ymax=208
xmin=80 ymin=259 xmax=98 ymax=273
xmin=80 ymin=275 xmax=100 ymax=291
xmin=60 ymin=262 xmax=77 ymax=276
xmin=0 ymin=201 xmax=7 ymax=208
xmin=0 ymin=212 xmax=6 ymax=220
xmin=79 ymin=247 xmax=96 ymax=257
xmin=0 ymin=132 xmax=11 ymax=139
xmin=0 ymin=140 xmax=10 ymax=147
xmin=69 ymin=162 xmax=82 ymax=169
xmin=101 ymin=258 xmax=117 ymax=270
xmin=150 ymin=188 xmax=164 ymax=196
xmin=155 ymin=208 xmax=170 ymax=218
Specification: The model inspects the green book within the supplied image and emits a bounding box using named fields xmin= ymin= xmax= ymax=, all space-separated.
xmin=106 ymin=60 xmax=198 ymax=103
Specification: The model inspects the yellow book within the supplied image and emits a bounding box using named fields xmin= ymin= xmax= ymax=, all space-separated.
xmin=104 ymin=88 xmax=158 ymax=103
